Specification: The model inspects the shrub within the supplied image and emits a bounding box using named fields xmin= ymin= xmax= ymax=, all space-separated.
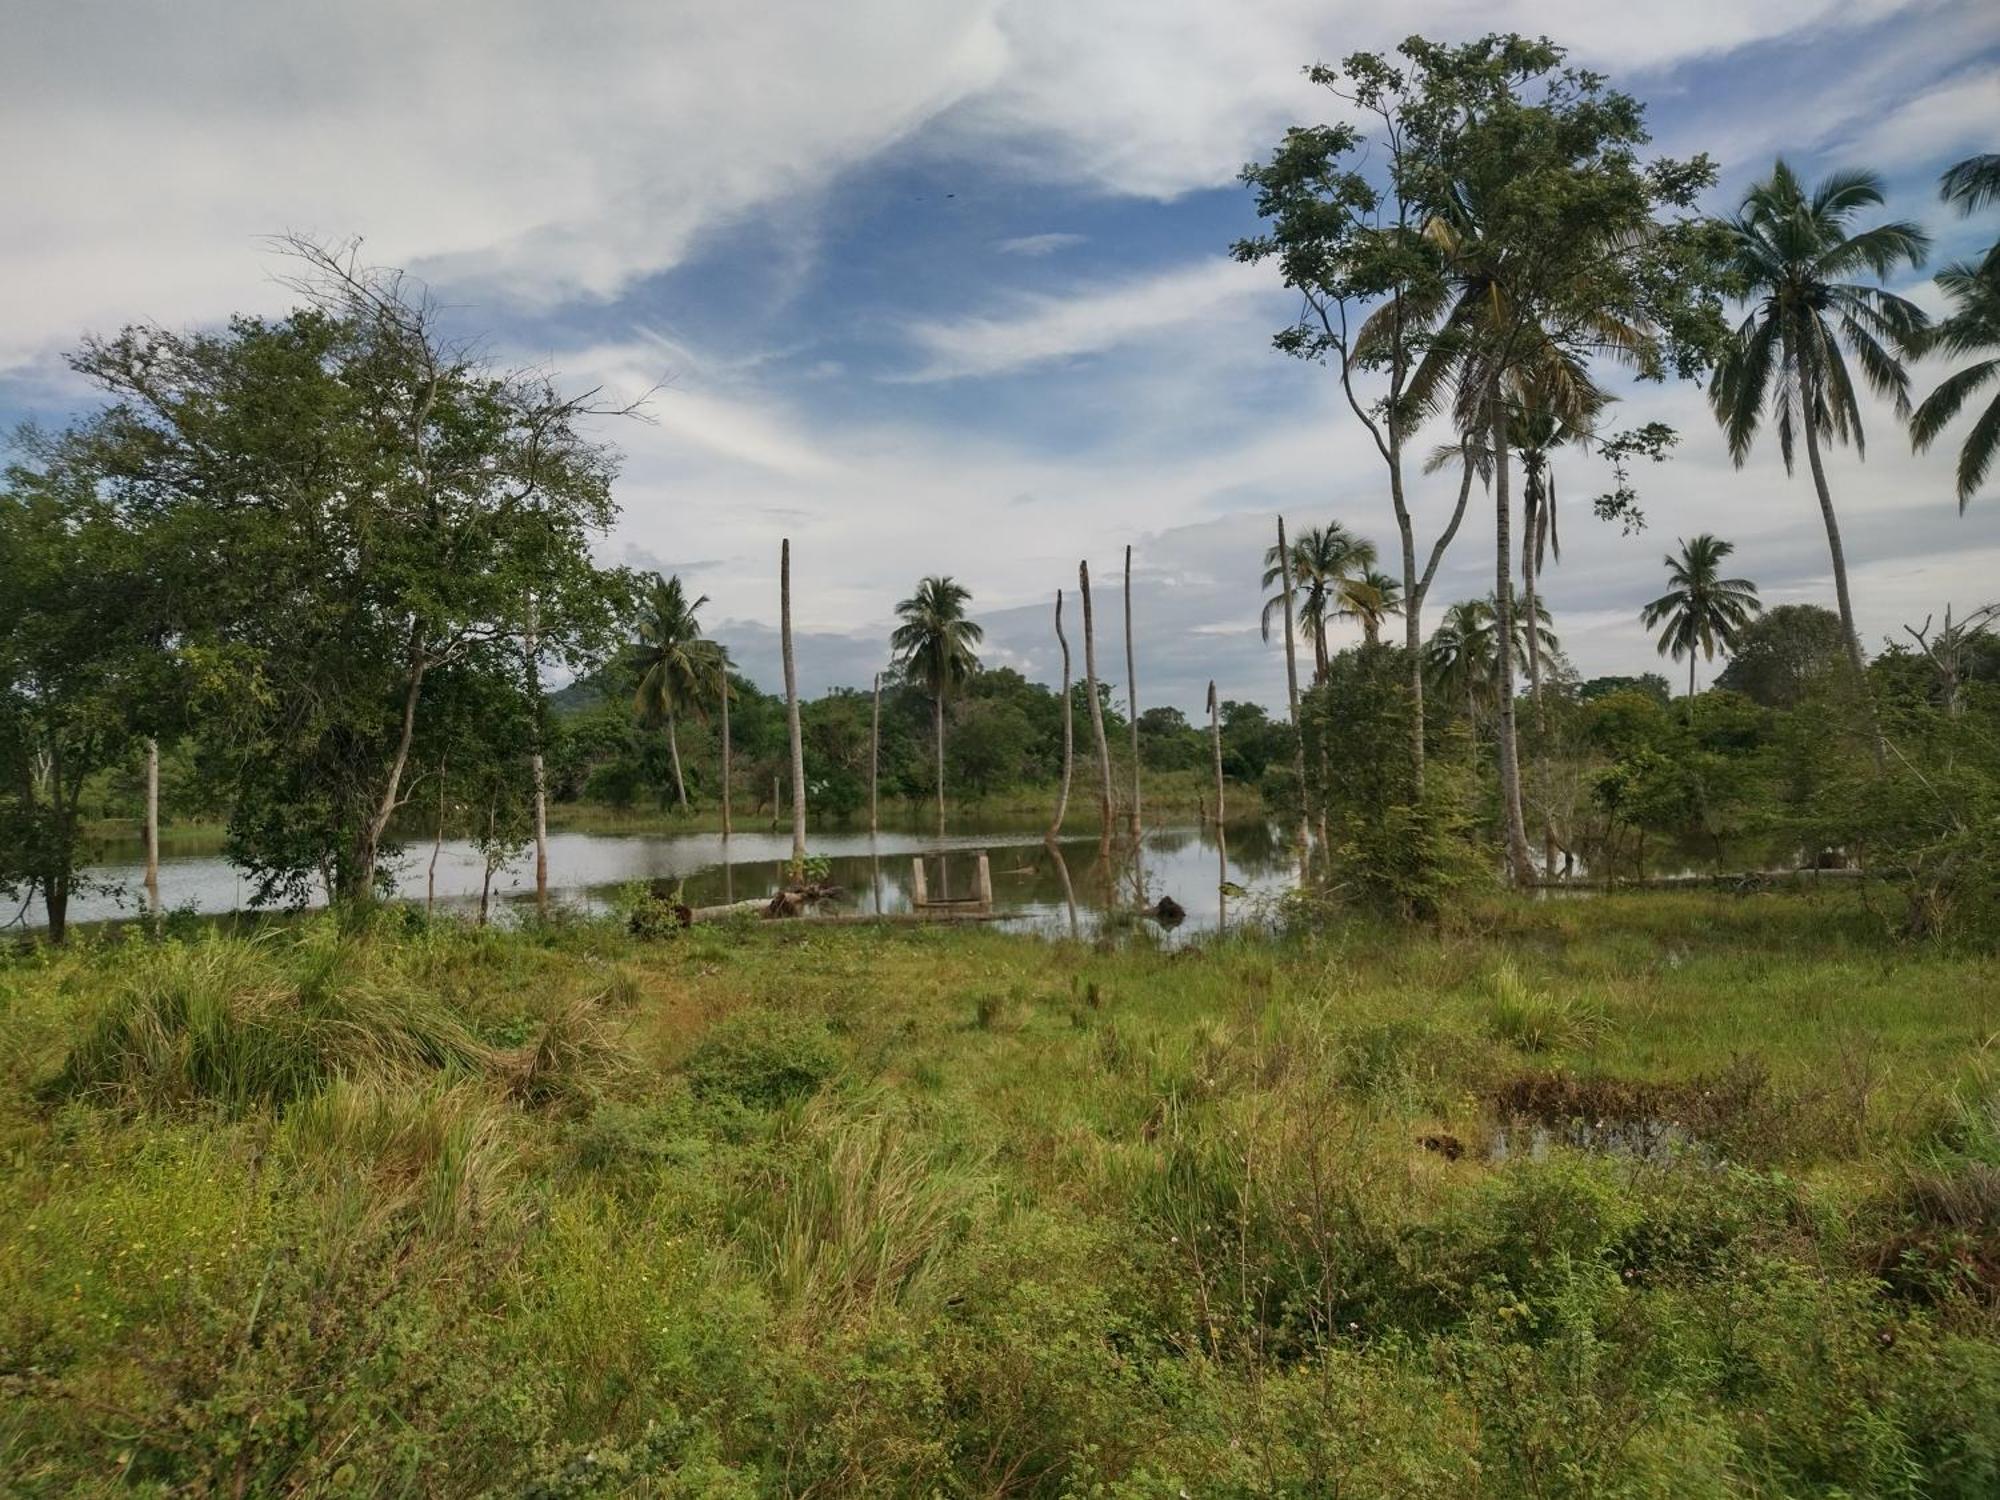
xmin=1483 ymin=962 xmax=1608 ymax=1053
xmin=684 ymin=1010 xmax=841 ymax=1109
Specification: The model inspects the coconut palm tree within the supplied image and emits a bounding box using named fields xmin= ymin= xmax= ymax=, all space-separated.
xmin=1341 ymin=567 xmax=1403 ymax=646
xmin=1708 ymin=160 xmax=1929 ymax=763
xmin=1261 ymin=522 xmax=1374 ymax=681
xmin=1911 ymin=155 xmax=2000 ymax=510
xmin=631 ymin=573 xmax=716 ymax=811
xmin=1640 ymin=536 xmax=1763 ymax=718
xmin=1939 ymin=152 xmax=2000 ymax=271
xmin=1423 ymin=595 xmax=1559 ymax=730
xmin=891 ymin=575 xmax=983 ymax=835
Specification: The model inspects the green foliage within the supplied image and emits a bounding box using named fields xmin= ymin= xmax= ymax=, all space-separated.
xmin=683 ymin=1009 xmax=842 ymax=1109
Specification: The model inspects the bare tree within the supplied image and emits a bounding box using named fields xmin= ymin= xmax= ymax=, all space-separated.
xmin=1079 ymin=561 xmax=1115 ymax=851
xmin=1047 ymin=590 xmax=1074 ymax=843
xmin=869 ymin=671 xmax=881 ymax=835
xmin=719 ymin=659 xmax=733 ymax=838
xmin=143 ymin=737 xmax=160 ymax=915
xmin=1208 ymin=680 xmax=1228 ymax=927
xmin=1905 ymin=603 xmax=2000 ymax=717
xmin=1123 ymin=545 xmax=1143 ymax=842
xmin=1276 ymin=517 xmax=1309 ymax=852
xmin=781 ymin=538 xmax=806 ymax=870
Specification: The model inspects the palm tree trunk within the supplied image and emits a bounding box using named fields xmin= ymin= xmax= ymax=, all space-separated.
xmin=1048 ymin=591 xmax=1073 ymax=842
xmin=1209 ymin=680 xmax=1228 ymax=930
xmin=1521 ymin=478 xmax=1551 ymax=880
xmin=1491 ymin=391 xmax=1534 ymax=884
xmin=1276 ymin=518 xmax=1310 ymax=855
xmin=868 ymin=672 xmax=879 ymax=837
xmin=143 ymin=736 xmax=160 ymax=916
xmin=1123 ymin=545 xmax=1143 ymax=843
xmin=1801 ymin=415 xmax=1887 ymax=768
xmin=1688 ymin=655 xmax=1697 ymax=726
xmin=665 ymin=706 xmax=688 ymax=811
xmin=782 ymin=539 xmax=806 ymax=868
xmin=1078 ymin=561 xmax=1115 ymax=852
xmin=720 ymin=674 xmax=733 ymax=838
xmin=524 ymin=602 xmax=548 ymax=912
xmin=934 ymin=691 xmax=947 ymax=837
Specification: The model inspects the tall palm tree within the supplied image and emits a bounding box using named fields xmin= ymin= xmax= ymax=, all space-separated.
xmin=1423 ymin=595 xmax=1559 ymax=729
xmin=1381 ymin=213 xmax=1628 ymax=879
xmin=1939 ymin=152 xmax=2000 ymax=272
xmin=1341 ymin=567 xmax=1403 ymax=646
xmin=1261 ymin=522 xmax=1374 ymax=680
xmin=1709 ymin=160 xmax=1929 ymax=763
xmin=1640 ymin=535 xmax=1762 ymax=717
xmin=631 ymin=573 xmax=716 ymax=811
xmin=891 ymin=575 xmax=983 ymax=834
xmin=1912 ymin=154 xmax=2000 ymax=509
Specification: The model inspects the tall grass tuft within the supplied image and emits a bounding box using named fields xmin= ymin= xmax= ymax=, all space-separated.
xmin=1483 ymin=962 xmax=1608 ymax=1054
xmin=51 ymin=937 xmax=493 ymax=1112
xmin=736 ymin=1107 xmax=975 ymax=1322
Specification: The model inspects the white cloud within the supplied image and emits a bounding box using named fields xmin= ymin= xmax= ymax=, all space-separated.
xmin=996 ymin=232 xmax=1088 ymax=256
xmin=895 ymin=257 xmax=1271 ymax=380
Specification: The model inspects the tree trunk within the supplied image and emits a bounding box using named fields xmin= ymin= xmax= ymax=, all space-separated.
xmin=1047 ymin=591 xmax=1073 ymax=842
xmin=524 ymin=605 xmax=548 ymax=912
xmin=665 ymin=706 xmax=688 ymax=811
xmin=1521 ymin=470 xmax=1551 ymax=881
xmin=428 ymin=760 xmax=446 ymax=912
xmin=1801 ymin=413 xmax=1887 ymax=768
xmin=934 ymin=691 xmax=947 ymax=837
xmin=868 ymin=672 xmax=879 ymax=836
xmin=353 ymin=651 xmax=429 ymax=902
xmin=1078 ymin=561 xmax=1115 ymax=851
xmin=143 ymin=736 xmax=160 ymax=916
xmin=479 ymin=804 xmax=496 ymax=926
xmin=1123 ymin=544 xmax=1143 ymax=843
xmin=1209 ymin=680 xmax=1228 ymax=930
xmin=1688 ymin=654 xmax=1698 ymax=726
xmin=1391 ymin=426 xmax=1427 ymax=795
xmin=720 ymin=671 xmax=733 ymax=837
xmin=1276 ymin=518 xmax=1310 ymax=854
xmin=1491 ymin=391 xmax=1534 ymax=883
xmin=781 ymin=538 xmax=807 ymax=867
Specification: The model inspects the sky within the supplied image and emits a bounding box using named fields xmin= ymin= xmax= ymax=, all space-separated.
xmin=4 ymin=0 xmax=1999 ymax=715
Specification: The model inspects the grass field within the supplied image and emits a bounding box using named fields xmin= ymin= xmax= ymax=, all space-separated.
xmin=3 ymin=894 xmax=1998 ymax=1495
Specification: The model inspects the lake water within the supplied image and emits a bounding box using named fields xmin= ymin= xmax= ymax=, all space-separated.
xmin=34 ymin=820 xmax=1299 ymax=942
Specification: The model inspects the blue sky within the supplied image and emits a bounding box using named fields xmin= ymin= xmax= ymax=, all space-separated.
xmin=4 ymin=0 xmax=1998 ymax=713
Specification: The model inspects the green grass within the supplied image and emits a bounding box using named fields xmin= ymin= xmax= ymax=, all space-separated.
xmin=2 ymin=894 xmax=1997 ymax=1494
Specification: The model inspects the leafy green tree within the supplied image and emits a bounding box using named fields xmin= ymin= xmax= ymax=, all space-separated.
xmin=0 ymin=446 xmax=173 ymax=939
xmin=1716 ymin=604 xmax=1849 ymax=709
xmin=890 ymin=575 xmax=982 ymax=832
xmin=630 ymin=573 xmax=719 ymax=811
xmin=68 ymin=239 xmax=630 ymax=906
xmin=1580 ymin=674 xmax=1672 ymax=705
xmin=1708 ymin=161 xmax=1930 ymax=761
xmin=1639 ymin=534 xmax=1762 ymax=714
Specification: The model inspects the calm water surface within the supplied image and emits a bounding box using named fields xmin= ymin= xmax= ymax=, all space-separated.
xmin=38 ymin=820 xmax=1298 ymax=942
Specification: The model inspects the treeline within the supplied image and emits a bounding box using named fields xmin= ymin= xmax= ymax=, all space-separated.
xmin=545 ymin=665 xmax=1287 ymax=820
xmin=1296 ymin=600 xmax=2000 ymax=937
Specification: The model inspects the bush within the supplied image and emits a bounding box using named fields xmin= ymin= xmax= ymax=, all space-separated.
xmin=683 ymin=1010 xmax=842 ymax=1108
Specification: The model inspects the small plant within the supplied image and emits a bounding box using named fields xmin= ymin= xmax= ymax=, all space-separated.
xmin=684 ymin=1010 xmax=841 ymax=1108
xmin=1484 ymin=963 xmax=1608 ymax=1053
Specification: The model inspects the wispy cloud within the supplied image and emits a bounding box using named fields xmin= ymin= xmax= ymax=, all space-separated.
xmin=893 ymin=257 xmax=1271 ymax=381
xmin=996 ymin=231 xmax=1087 ymax=256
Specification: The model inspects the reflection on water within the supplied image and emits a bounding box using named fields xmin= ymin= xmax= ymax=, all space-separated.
xmin=40 ymin=820 xmax=1297 ymax=942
